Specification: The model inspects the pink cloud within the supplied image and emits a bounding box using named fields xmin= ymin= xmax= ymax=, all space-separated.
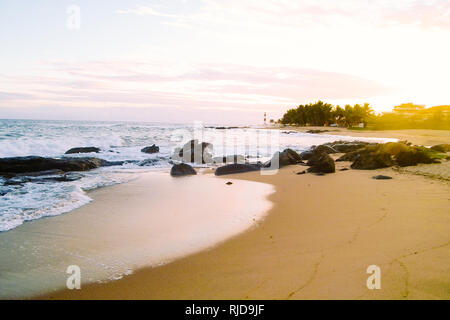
xmin=0 ymin=61 xmax=393 ymax=111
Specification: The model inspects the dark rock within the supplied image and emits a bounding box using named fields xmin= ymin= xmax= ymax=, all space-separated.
xmin=137 ymin=158 xmax=159 ymax=166
xmin=226 ymin=182 xmax=233 ymax=185
xmin=0 ymin=156 xmax=119 ymax=177
xmin=312 ymin=145 xmax=337 ymax=154
xmin=215 ymin=163 xmax=261 ymax=176
xmin=17 ymin=169 xmax=65 ymax=177
xmin=340 ymin=168 xmax=350 ymax=171
xmin=296 ymin=170 xmax=306 ymax=175
xmin=170 ymin=163 xmax=197 ymax=176
xmin=307 ymin=152 xmax=335 ymax=173
xmin=315 ymin=173 xmax=326 ymax=176
xmin=430 ymin=144 xmax=450 ymax=153
xmin=178 ymin=140 xmax=213 ymax=164
xmin=331 ymin=143 xmax=366 ymax=153
xmin=396 ymin=147 xmax=437 ymax=167
xmin=351 ymin=152 xmax=393 ymax=170
xmin=264 ymin=148 xmax=302 ymax=169
xmin=5 ymin=172 xmax=84 ymax=185
xmin=336 ymin=142 xmax=437 ymax=170
xmin=306 ymin=129 xmax=329 ymax=134
xmin=206 ymin=126 xmax=241 ymax=130
xmin=373 ymin=175 xmax=393 ymax=180
xmin=300 ymin=150 xmax=314 ymax=160
xmin=141 ymin=144 xmax=159 ymax=154
xmin=65 ymin=147 xmax=100 ymax=154
xmin=336 ymin=150 xmax=362 ymax=162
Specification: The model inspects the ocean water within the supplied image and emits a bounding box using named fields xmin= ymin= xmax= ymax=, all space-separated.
xmin=0 ymin=119 xmax=395 ymax=232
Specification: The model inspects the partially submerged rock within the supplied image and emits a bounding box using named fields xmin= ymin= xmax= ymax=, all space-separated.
xmin=214 ymin=163 xmax=261 ymax=176
xmin=306 ymin=129 xmax=329 ymax=134
xmin=137 ymin=158 xmax=160 ymax=166
xmin=0 ymin=156 xmax=121 ymax=177
xmin=65 ymin=147 xmax=100 ymax=154
xmin=4 ymin=172 xmax=84 ymax=185
xmin=141 ymin=144 xmax=159 ymax=154
xmin=170 ymin=163 xmax=197 ymax=176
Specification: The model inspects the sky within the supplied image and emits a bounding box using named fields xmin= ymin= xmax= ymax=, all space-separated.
xmin=0 ymin=0 xmax=449 ymax=124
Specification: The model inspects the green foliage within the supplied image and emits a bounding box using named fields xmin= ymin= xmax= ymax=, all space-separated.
xmin=280 ymin=101 xmax=374 ymax=127
xmin=280 ymin=102 xmax=450 ymax=130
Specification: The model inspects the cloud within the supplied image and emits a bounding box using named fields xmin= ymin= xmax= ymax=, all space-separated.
xmin=0 ymin=91 xmax=35 ymax=101
xmin=0 ymin=60 xmax=393 ymax=119
xmin=116 ymin=0 xmax=450 ymax=30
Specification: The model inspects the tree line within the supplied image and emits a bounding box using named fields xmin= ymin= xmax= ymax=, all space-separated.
xmin=279 ymin=101 xmax=450 ymax=130
xmin=280 ymin=101 xmax=374 ymax=127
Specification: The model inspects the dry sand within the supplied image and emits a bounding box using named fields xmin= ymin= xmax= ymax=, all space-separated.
xmin=41 ymin=157 xmax=450 ymax=299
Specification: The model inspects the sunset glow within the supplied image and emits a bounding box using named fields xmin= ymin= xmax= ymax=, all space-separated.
xmin=1 ymin=0 xmax=449 ymax=123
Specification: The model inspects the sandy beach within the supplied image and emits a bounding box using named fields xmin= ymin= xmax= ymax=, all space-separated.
xmin=39 ymin=130 xmax=450 ymax=300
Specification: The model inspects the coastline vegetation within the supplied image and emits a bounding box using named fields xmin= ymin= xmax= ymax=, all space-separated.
xmin=279 ymin=102 xmax=450 ymax=130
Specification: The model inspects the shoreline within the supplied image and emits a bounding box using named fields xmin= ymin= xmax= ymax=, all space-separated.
xmin=1 ymin=171 xmax=273 ymax=299
xmin=39 ymin=157 xmax=450 ymax=299
xmin=275 ymin=127 xmax=450 ymax=146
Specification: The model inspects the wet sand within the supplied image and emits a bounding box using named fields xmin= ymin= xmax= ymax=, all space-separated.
xmin=40 ymin=159 xmax=450 ymax=299
xmin=0 ymin=171 xmax=273 ymax=299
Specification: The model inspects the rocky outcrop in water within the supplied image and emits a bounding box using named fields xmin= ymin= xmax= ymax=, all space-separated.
xmin=4 ymin=172 xmax=84 ymax=185
xmin=0 ymin=156 xmax=123 ymax=177
xmin=65 ymin=147 xmax=100 ymax=154
xmin=306 ymin=129 xmax=329 ymax=134
xmin=141 ymin=144 xmax=159 ymax=154
xmin=170 ymin=163 xmax=197 ymax=176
